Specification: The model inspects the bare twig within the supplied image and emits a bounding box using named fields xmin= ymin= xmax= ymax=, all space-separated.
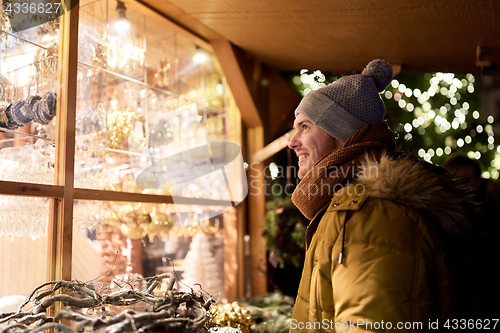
xmin=0 ymin=273 xmax=213 ymax=333
xmin=0 ymin=323 xmax=29 ymax=333
xmin=30 ymin=323 xmax=74 ymax=333
xmin=84 ymin=251 xmax=119 ymax=285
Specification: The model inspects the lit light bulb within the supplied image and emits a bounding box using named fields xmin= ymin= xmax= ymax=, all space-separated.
xmin=114 ymin=18 xmax=131 ymax=31
xmin=193 ymin=47 xmax=207 ymax=63
xmin=113 ymin=1 xmax=130 ymax=32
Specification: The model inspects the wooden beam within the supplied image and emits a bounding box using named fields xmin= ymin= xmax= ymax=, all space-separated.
xmin=223 ymin=207 xmax=238 ymax=301
xmin=246 ymin=126 xmax=267 ymax=296
xmin=221 ymin=90 xmax=246 ymax=301
xmin=0 ymin=180 xmax=64 ymax=198
xmin=237 ymin=202 xmax=247 ymax=298
xmin=211 ymin=38 xmax=262 ymax=128
xmin=0 ymin=179 xmax=232 ymax=206
xmin=47 ymin=0 xmax=79 ymax=299
xmin=252 ymin=129 xmax=296 ymax=163
xmin=73 ymin=188 xmax=233 ymax=206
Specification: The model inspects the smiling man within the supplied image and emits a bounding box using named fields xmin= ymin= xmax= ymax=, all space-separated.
xmin=287 ymin=60 xmax=475 ymax=332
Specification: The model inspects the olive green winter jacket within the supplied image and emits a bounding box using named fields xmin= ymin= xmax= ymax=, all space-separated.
xmin=290 ymin=154 xmax=473 ymax=332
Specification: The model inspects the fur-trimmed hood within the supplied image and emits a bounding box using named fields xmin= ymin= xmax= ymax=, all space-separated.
xmin=355 ymin=152 xmax=476 ymax=241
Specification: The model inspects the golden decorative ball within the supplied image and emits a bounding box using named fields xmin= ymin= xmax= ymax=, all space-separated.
xmin=146 ymin=212 xmax=174 ymax=236
xmin=120 ymin=223 xmax=145 ymax=240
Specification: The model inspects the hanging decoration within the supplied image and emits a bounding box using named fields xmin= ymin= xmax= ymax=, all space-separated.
xmin=0 ymin=91 xmax=57 ymax=129
xmin=79 ymin=29 xmax=145 ymax=81
xmin=1 ymin=0 xmax=12 ymax=35
xmin=0 ymin=82 xmax=5 ymax=100
xmin=34 ymin=43 xmax=58 ymax=85
xmin=152 ymin=58 xmax=171 ymax=89
xmin=106 ymin=108 xmax=146 ymax=152
xmin=203 ymin=74 xmax=225 ymax=110
xmin=0 ymin=77 xmax=7 ymax=100
xmin=98 ymin=201 xmax=220 ymax=241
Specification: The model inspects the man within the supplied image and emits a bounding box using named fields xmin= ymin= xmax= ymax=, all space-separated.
xmin=288 ymin=60 xmax=474 ymax=332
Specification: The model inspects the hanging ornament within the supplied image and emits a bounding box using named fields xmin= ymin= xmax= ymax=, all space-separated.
xmin=0 ymin=82 xmax=5 ymax=100
xmin=152 ymin=58 xmax=171 ymax=89
xmin=34 ymin=43 xmax=58 ymax=85
xmin=1 ymin=2 xmax=11 ymax=35
xmin=145 ymin=211 xmax=174 ymax=236
xmin=0 ymin=74 xmax=12 ymax=100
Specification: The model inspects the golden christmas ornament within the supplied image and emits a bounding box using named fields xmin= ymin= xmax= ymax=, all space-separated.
xmin=120 ymin=223 xmax=145 ymax=240
xmin=209 ymin=302 xmax=252 ymax=333
xmin=1 ymin=6 xmax=11 ymax=34
xmin=122 ymin=179 xmax=143 ymax=193
xmin=105 ymin=201 xmax=176 ymax=240
xmin=34 ymin=42 xmax=58 ymax=84
xmin=117 ymin=204 xmax=138 ymax=224
xmin=137 ymin=211 xmax=152 ymax=227
xmin=106 ymin=108 xmax=146 ymax=152
xmin=145 ymin=212 xmax=174 ymax=241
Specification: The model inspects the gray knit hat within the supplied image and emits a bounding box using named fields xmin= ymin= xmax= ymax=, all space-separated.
xmin=295 ymin=59 xmax=393 ymax=142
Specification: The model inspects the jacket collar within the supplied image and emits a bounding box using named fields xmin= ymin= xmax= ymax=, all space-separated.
xmin=305 ymin=202 xmax=329 ymax=250
xmin=355 ymin=152 xmax=475 ymax=241
xmin=305 ymin=153 xmax=475 ymax=247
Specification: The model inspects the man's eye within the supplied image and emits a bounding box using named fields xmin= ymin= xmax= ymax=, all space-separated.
xmin=302 ymin=124 xmax=308 ymax=130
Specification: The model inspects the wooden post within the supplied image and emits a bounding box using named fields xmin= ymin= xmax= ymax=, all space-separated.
xmin=221 ymin=82 xmax=246 ymax=301
xmin=247 ymin=126 xmax=267 ymax=296
xmin=46 ymin=0 xmax=79 ymax=315
xmin=223 ymin=207 xmax=239 ymax=301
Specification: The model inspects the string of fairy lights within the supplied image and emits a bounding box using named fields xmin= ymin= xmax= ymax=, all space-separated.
xmin=293 ymin=70 xmax=499 ymax=179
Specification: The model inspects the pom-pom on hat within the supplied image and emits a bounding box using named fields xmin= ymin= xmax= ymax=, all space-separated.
xmin=295 ymin=59 xmax=393 ymax=142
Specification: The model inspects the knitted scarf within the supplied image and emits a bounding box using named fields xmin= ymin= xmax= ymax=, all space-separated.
xmin=292 ymin=121 xmax=396 ymax=220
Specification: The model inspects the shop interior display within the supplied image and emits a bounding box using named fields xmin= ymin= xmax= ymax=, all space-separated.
xmin=0 ymin=0 xmax=236 ymax=302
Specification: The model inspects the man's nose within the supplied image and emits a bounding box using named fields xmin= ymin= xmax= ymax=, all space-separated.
xmin=288 ymin=133 xmax=300 ymax=149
